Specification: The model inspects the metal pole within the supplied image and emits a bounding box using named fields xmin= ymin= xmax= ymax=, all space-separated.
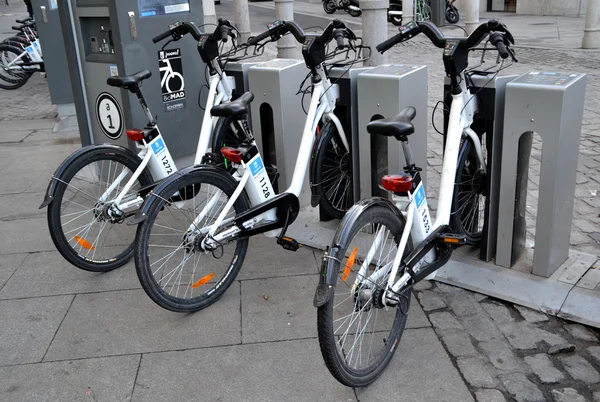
xmin=273 ymin=0 xmax=296 ymax=58
xmin=202 ymin=0 xmax=217 ymax=26
xmin=233 ymin=0 xmax=251 ymax=43
xmin=464 ymin=0 xmax=480 ymax=34
xmin=402 ymin=0 xmax=414 ymax=22
xmin=362 ymin=0 xmax=389 ymax=66
xmin=582 ymin=0 xmax=600 ymax=49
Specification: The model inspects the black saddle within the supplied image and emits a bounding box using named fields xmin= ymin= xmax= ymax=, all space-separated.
xmin=211 ymin=92 xmax=254 ymax=117
xmin=367 ymin=107 xmax=416 ymax=141
xmin=107 ymin=70 xmax=152 ymax=93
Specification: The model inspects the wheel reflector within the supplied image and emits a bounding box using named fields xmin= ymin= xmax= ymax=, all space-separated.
xmin=341 ymin=246 xmax=358 ymax=282
xmin=74 ymin=236 xmax=94 ymax=250
xmin=192 ymin=273 xmax=215 ymax=288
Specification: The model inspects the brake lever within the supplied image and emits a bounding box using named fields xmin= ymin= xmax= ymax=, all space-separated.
xmin=161 ymin=38 xmax=175 ymax=51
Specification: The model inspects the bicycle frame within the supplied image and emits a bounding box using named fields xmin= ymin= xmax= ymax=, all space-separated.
xmin=191 ymin=66 xmax=349 ymax=244
xmin=354 ymin=75 xmax=486 ymax=304
xmin=103 ymin=60 xmax=235 ymax=213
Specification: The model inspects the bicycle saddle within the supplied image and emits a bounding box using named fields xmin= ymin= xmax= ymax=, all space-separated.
xmin=107 ymin=70 xmax=152 ymax=93
xmin=367 ymin=107 xmax=416 ymax=140
xmin=210 ymin=91 xmax=254 ymax=117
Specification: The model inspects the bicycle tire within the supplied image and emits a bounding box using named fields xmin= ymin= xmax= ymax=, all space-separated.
xmin=3 ymin=36 xmax=29 ymax=47
xmin=446 ymin=6 xmax=459 ymax=23
xmin=312 ymin=121 xmax=354 ymax=219
xmin=211 ymin=116 xmax=247 ymax=154
xmin=450 ymin=138 xmax=487 ymax=245
xmin=323 ymin=0 xmax=337 ymax=14
xmin=0 ymin=44 xmax=31 ymax=90
xmin=348 ymin=8 xmax=362 ymax=17
xmin=47 ymin=147 xmax=153 ymax=272
xmin=134 ymin=168 xmax=250 ymax=312
xmin=317 ymin=204 xmax=412 ymax=387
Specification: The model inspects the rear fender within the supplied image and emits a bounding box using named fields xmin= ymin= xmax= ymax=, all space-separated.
xmin=313 ymin=197 xmax=406 ymax=307
xmin=39 ymin=144 xmax=142 ymax=209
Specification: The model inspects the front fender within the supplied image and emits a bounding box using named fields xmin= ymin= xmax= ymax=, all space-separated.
xmin=130 ymin=163 xmax=232 ymax=225
xmin=39 ymin=144 xmax=141 ymax=209
xmin=313 ymin=197 xmax=406 ymax=307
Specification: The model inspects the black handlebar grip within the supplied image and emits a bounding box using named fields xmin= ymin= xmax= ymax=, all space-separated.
xmin=334 ymin=31 xmax=345 ymax=50
xmin=220 ymin=27 xmax=229 ymax=42
xmin=247 ymin=29 xmax=271 ymax=46
xmin=376 ymin=33 xmax=401 ymax=53
xmin=496 ymin=41 xmax=509 ymax=59
xmin=152 ymin=30 xmax=172 ymax=44
xmin=489 ymin=32 xmax=509 ymax=59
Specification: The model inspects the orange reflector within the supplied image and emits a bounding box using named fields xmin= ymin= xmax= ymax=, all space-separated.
xmin=443 ymin=237 xmax=460 ymax=244
xmin=341 ymin=246 xmax=358 ymax=282
xmin=221 ymin=147 xmax=243 ymax=163
xmin=381 ymin=175 xmax=413 ymax=193
xmin=192 ymin=273 xmax=215 ymax=289
xmin=126 ymin=129 xmax=144 ymax=142
xmin=74 ymin=236 xmax=94 ymax=250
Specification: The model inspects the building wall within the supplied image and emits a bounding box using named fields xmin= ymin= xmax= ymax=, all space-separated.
xmin=516 ymin=0 xmax=586 ymax=17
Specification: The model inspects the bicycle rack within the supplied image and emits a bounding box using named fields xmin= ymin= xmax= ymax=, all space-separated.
xmin=248 ymin=59 xmax=311 ymax=206
xmin=497 ymin=71 xmax=587 ymax=277
xmin=356 ymin=64 xmax=428 ymax=200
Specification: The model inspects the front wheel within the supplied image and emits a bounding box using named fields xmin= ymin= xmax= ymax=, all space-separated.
xmin=0 ymin=44 xmax=32 ymax=90
xmin=323 ymin=0 xmax=337 ymax=14
xmin=450 ymin=138 xmax=487 ymax=245
xmin=317 ymin=204 xmax=412 ymax=387
xmin=47 ymin=147 xmax=153 ymax=272
xmin=348 ymin=8 xmax=362 ymax=17
xmin=134 ymin=168 xmax=249 ymax=313
xmin=446 ymin=6 xmax=459 ymax=23
xmin=312 ymin=121 xmax=354 ymax=219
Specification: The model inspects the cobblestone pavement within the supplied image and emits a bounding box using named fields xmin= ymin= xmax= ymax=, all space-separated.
xmin=413 ymin=280 xmax=600 ymax=402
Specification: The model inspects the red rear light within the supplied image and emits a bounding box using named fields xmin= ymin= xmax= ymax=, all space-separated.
xmin=382 ymin=175 xmax=413 ymax=193
xmin=126 ymin=129 xmax=144 ymax=142
xmin=221 ymin=147 xmax=243 ymax=163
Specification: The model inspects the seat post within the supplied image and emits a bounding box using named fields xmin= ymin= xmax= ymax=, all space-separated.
xmin=401 ymin=139 xmax=415 ymax=168
xmin=135 ymin=90 xmax=155 ymax=126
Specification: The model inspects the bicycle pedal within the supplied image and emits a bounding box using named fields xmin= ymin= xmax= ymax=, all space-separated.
xmin=438 ymin=233 xmax=467 ymax=245
xmin=277 ymin=236 xmax=300 ymax=252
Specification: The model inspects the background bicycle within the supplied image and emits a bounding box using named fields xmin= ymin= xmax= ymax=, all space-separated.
xmin=0 ymin=17 xmax=43 ymax=90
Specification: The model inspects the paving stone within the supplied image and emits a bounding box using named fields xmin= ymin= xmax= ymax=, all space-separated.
xmin=413 ymin=280 xmax=432 ymax=291
xmin=564 ymin=324 xmax=598 ymax=341
xmin=588 ymin=346 xmax=600 ymax=365
xmin=475 ymin=389 xmax=507 ymax=402
xmin=447 ymin=292 xmax=480 ymax=317
xmin=461 ymin=314 xmax=503 ymax=342
xmin=435 ymin=283 xmax=466 ymax=294
xmin=440 ymin=330 xmax=479 ymax=358
xmin=574 ymin=219 xmax=600 ymax=233
xmin=558 ymin=354 xmax=600 ymax=384
xmin=0 ymin=253 xmax=27 ymax=291
xmin=481 ymin=302 xmax=515 ymax=323
xmin=548 ymin=343 xmax=577 ymax=355
xmin=499 ymin=373 xmax=545 ymax=402
xmin=593 ymin=391 xmax=600 ymax=402
xmin=417 ymin=290 xmax=447 ymax=311
xmin=498 ymin=322 xmax=567 ymax=350
xmin=456 ymin=357 xmax=495 ymax=388
xmin=0 ymin=355 xmax=139 ymax=402
xmin=479 ymin=341 xmax=526 ymax=373
xmin=524 ymin=354 xmax=565 ymax=384
xmin=0 ymin=295 xmax=73 ymax=365
xmin=473 ymin=293 xmax=488 ymax=302
xmin=514 ymin=305 xmax=549 ymax=323
xmin=428 ymin=311 xmax=463 ymax=331
xmin=550 ymin=388 xmax=587 ymax=402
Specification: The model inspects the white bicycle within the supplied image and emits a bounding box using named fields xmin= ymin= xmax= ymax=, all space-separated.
xmin=314 ymin=20 xmax=517 ymax=386
xmin=132 ymin=20 xmax=370 ymax=312
xmin=39 ymin=19 xmax=247 ymax=272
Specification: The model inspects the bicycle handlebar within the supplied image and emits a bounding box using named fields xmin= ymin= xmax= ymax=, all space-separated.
xmin=247 ymin=19 xmax=348 ymax=47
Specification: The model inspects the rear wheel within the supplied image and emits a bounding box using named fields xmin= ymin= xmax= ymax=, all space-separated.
xmin=47 ymin=148 xmax=153 ymax=272
xmin=446 ymin=6 xmax=459 ymax=23
xmin=134 ymin=169 xmax=249 ymax=312
xmin=313 ymin=121 xmax=354 ymax=219
xmin=317 ymin=205 xmax=412 ymax=387
xmin=0 ymin=44 xmax=32 ymax=90
xmin=451 ymin=138 xmax=487 ymax=245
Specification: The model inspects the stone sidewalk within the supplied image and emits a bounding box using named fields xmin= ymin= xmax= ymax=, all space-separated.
xmin=1 ymin=1 xmax=600 ymax=401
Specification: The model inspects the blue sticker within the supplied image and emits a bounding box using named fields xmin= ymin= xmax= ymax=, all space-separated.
xmin=151 ymin=138 xmax=166 ymax=155
xmin=249 ymin=157 xmax=264 ymax=176
xmin=414 ymin=184 xmax=426 ymax=208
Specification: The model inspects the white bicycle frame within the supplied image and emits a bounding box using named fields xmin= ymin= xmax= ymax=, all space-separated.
xmin=353 ymin=75 xmax=487 ymax=305
xmin=99 ymin=61 xmax=234 ymax=213
xmin=191 ymin=66 xmax=349 ymax=244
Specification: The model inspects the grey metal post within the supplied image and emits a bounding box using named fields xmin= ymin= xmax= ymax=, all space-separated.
xmin=582 ymin=0 xmax=600 ymax=49
xmin=202 ymin=0 xmax=217 ymax=25
xmin=402 ymin=0 xmax=414 ymax=22
xmin=465 ymin=0 xmax=480 ymax=34
xmin=497 ymin=72 xmax=587 ymax=277
xmin=274 ymin=0 xmax=296 ymax=58
xmin=361 ymin=0 xmax=389 ymax=66
xmin=233 ymin=0 xmax=251 ymax=43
